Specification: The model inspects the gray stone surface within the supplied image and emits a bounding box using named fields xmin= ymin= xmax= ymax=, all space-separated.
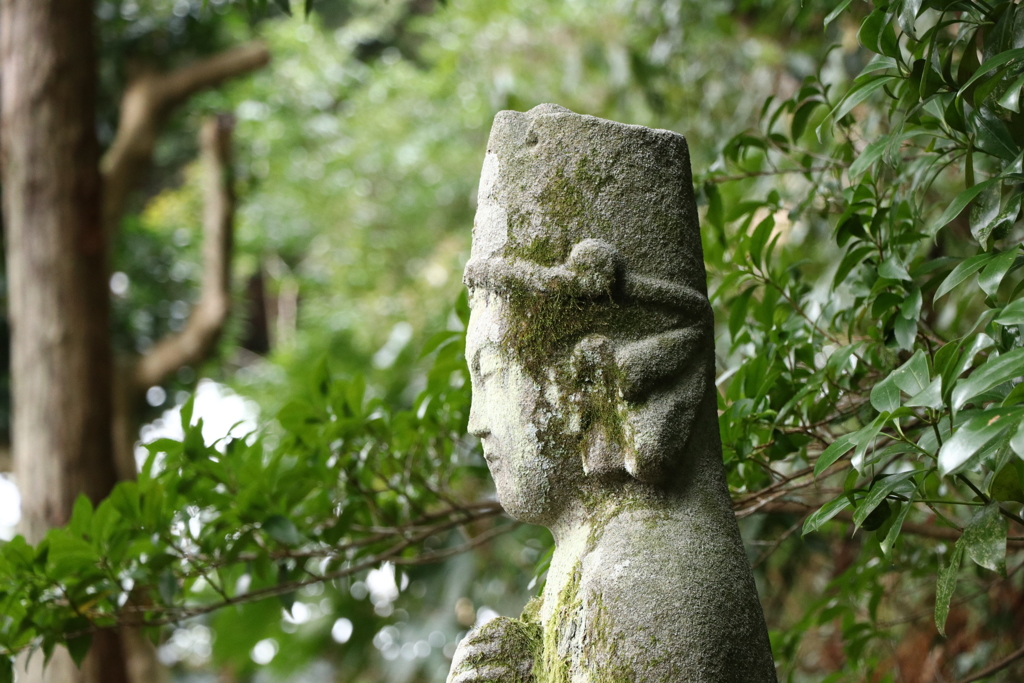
xmin=449 ymin=104 xmax=776 ymax=682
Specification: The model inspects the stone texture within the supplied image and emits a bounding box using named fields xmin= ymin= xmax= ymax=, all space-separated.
xmin=451 ymin=104 xmax=776 ymax=682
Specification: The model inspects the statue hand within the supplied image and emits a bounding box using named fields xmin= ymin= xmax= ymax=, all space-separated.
xmin=446 ymin=616 xmax=538 ymax=683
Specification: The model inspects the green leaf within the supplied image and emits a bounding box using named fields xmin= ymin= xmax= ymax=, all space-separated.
xmin=937 ymin=409 xmax=1023 ymax=475
xmin=871 ymin=371 xmax=901 ymax=413
xmin=68 ymin=494 xmax=93 ymax=538
xmin=972 ymin=107 xmax=1019 ymax=161
xmin=853 ymin=471 xmax=916 ymax=531
xmin=749 ymin=214 xmax=775 ymax=268
xmin=159 ymin=567 xmax=178 ymax=605
xmin=969 ymin=182 xmax=1003 ymax=248
xmin=894 ymin=315 xmax=917 ymax=350
xmin=273 ymin=0 xmax=292 ymax=15
xmin=961 ymin=503 xmax=1006 ymax=574
xmin=729 ymin=287 xmax=756 ymax=339
xmin=832 ymin=74 xmax=898 ymax=124
xmin=937 ymin=178 xmax=999 ymax=239
xmin=935 ymin=539 xmax=964 ymax=637
xmin=802 ymin=495 xmax=852 ymax=535
xmin=907 ymin=376 xmax=943 ymax=409
xmin=879 ymin=498 xmax=911 ymax=556
xmin=893 ymin=350 xmax=930 ymax=396
xmin=957 ymin=48 xmax=1024 ymax=100
xmin=305 ymin=0 xmax=316 ymax=17
xmin=0 ymin=657 xmax=11 ymax=683
xmin=879 ymin=255 xmax=911 ymax=281
xmin=951 ymin=348 xmax=1024 ymax=410
xmin=67 ymin=634 xmax=92 ymax=669
xmin=832 ymin=245 xmax=874 ymax=290
xmin=815 ymin=432 xmax=858 ymax=476
xmin=263 ymin=515 xmax=301 ymax=546
xmin=979 ymin=248 xmax=1019 ymax=298
xmin=997 ymin=71 xmax=1024 ymax=113
xmin=858 ymin=10 xmax=900 ymax=59
xmin=853 ymin=413 xmax=890 ymax=473
xmin=995 ymin=299 xmax=1024 ymax=326
xmin=850 ymin=137 xmax=890 ymax=179
xmin=898 ymin=0 xmax=923 ymax=36
xmin=824 ymin=0 xmax=855 ymax=27
xmin=46 ymin=530 xmax=99 ymax=577
xmin=990 ymin=462 xmax=1024 ymax=503
xmin=1012 ymin=421 xmax=1024 ymax=457
xmin=180 ymin=393 xmax=196 ymax=432
xmin=934 ymin=251 xmax=997 ymax=300
xmin=900 ymin=287 xmax=922 ymax=320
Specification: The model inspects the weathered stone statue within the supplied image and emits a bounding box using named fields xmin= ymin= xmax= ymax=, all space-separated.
xmin=449 ymin=104 xmax=776 ymax=683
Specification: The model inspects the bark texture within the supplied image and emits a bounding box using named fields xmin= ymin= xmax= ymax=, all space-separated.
xmin=0 ymin=1 xmax=128 ymax=682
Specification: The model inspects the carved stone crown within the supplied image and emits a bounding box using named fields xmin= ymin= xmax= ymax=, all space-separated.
xmin=463 ymin=103 xmax=709 ymax=321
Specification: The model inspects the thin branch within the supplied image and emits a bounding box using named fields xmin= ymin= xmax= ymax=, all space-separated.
xmin=101 ymin=41 xmax=270 ymax=232
xmin=134 ymin=115 xmax=236 ymax=390
xmin=956 ymin=643 xmax=1024 ymax=683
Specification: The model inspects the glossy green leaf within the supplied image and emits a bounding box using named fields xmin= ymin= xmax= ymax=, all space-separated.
xmin=937 ymin=408 xmax=1023 ymax=475
xmin=951 ymin=348 xmax=1024 ymax=410
xmin=997 ymin=71 xmax=1024 ymax=112
xmin=935 ymin=539 xmax=964 ymax=636
xmin=879 ymin=255 xmax=911 ymax=281
xmin=879 ymin=498 xmax=911 ymax=556
xmin=894 ymin=315 xmax=917 ymax=350
xmin=994 ymin=299 xmax=1024 ymax=326
xmin=934 ymin=251 xmax=997 ymax=300
xmin=972 ymin=107 xmax=1019 ymax=161
xmin=893 ymin=350 xmax=930 ymax=396
xmin=907 ymin=376 xmax=943 ymax=409
xmin=824 ymin=0 xmax=855 ymax=27
xmin=978 ymin=248 xmax=1019 ymax=298
xmin=858 ymin=10 xmax=900 ymax=59
xmin=962 ymin=503 xmax=1006 ymax=574
xmin=871 ymin=371 xmax=901 ymax=413
xmin=802 ymin=495 xmax=852 ymax=535
xmin=1011 ymin=421 xmax=1024 ymax=458
xmin=853 ymin=471 xmax=916 ymax=530
xmin=957 ymin=48 xmax=1024 ymax=100
xmin=815 ymin=432 xmax=858 ymax=476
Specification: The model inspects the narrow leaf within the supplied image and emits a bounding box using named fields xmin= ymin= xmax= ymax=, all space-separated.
xmin=995 ymin=299 xmax=1024 ymax=326
xmin=802 ymin=495 xmax=852 ymax=535
xmin=880 ymin=498 xmax=911 ymax=556
xmin=932 ymin=178 xmax=1002 ymax=238
xmin=853 ymin=471 xmax=917 ymax=530
xmin=951 ymin=348 xmax=1024 ymax=410
xmin=934 ymin=251 xmax=997 ymax=300
xmin=815 ymin=432 xmax=858 ymax=476
xmin=935 ymin=539 xmax=964 ymax=636
xmin=979 ymin=248 xmax=1019 ymax=298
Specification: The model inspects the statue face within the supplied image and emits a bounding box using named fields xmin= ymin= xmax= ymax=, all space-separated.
xmin=465 ymin=290 xmax=581 ymax=526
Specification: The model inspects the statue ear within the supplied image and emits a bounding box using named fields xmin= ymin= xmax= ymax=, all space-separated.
xmin=570 ymin=335 xmax=630 ymax=477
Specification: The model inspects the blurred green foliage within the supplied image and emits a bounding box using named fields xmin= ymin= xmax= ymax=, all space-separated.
xmin=3 ymin=0 xmax=1024 ymax=681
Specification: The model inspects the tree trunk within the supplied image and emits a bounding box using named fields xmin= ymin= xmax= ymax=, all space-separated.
xmin=0 ymin=1 xmax=128 ymax=682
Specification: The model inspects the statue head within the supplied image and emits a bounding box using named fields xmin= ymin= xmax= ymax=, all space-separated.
xmin=464 ymin=104 xmax=714 ymax=526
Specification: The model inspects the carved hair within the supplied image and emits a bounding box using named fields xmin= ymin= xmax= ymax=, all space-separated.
xmin=464 ymin=239 xmax=713 ymax=485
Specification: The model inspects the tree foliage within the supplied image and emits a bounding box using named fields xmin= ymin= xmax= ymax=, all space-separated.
xmin=3 ymin=0 xmax=1024 ymax=682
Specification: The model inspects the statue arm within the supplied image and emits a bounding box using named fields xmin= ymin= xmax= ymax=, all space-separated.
xmin=446 ymin=616 xmax=540 ymax=683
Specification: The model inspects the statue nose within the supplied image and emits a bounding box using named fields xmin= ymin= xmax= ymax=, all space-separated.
xmin=467 ymin=403 xmax=490 ymax=439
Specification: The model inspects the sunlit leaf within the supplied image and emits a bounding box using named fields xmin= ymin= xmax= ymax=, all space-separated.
xmin=937 ymin=408 xmax=1024 ymax=475
xmin=802 ymin=495 xmax=852 ymax=535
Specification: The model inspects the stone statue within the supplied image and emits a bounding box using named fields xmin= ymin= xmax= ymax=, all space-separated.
xmin=448 ymin=104 xmax=776 ymax=683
